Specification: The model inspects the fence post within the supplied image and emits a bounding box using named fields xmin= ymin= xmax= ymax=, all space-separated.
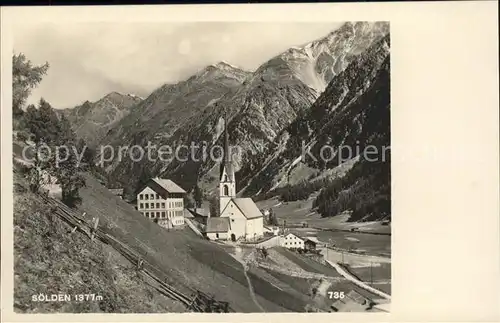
xmin=91 ymin=217 xmax=99 ymax=241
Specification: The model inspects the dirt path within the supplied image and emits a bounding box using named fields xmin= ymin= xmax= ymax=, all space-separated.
xmin=230 ymin=247 xmax=265 ymax=312
xmin=325 ymin=260 xmax=391 ymax=300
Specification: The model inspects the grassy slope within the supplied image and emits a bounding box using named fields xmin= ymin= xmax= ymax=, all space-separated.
xmin=342 ymin=263 xmax=392 ymax=295
xmin=275 ymin=248 xmax=381 ymax=301
xmin=13 ymin=170 xmax=186 ymax=313
xmin=275 ymin=247 xmax=341 ymax=277
xmin=76 ymin=173 xmax=288 ymax=312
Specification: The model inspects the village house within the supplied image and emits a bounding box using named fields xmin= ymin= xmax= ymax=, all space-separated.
xmin=281 ymin=233 xmax=305 ymax=249
xmin=136 ymin=177 xmax=186 ymax=229
xmin=304 ymin=238 xmax=318 ymax=251
xmin=206 ymin=115 xmax=264 ymax=242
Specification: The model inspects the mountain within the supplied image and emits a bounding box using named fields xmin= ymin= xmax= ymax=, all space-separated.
xmin=272 ymin=21 xmax=389 ymax=94
xmin=62 ymin=92 xmax=143 ymax=147
xmin=242 ymin=34 xmax=391 ymax=222
xmin=95 ymin=22 xmax=390 ymax=201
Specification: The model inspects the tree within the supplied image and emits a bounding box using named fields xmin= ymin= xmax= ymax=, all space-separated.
xmin=193 ymin=184 xmax=203 ymax=209
xmin=268 ymin=209 xmax=279 ymax=226
xmin=23 ymin=98 xmax=86 ymax=206
xmin=77 ymin=138 xmax=95 ymax=167
xmin=184 ymin=193 xmax=195 ymax=209
xmin=53 ymin=113 xmax=86 ymax=207
xmin=209 ymin=195 xmax=219 ymax=217
xmin=12 ymin=53 xmax=49 ymax=117
xmin=261 ymin=247 xmax=268 ymax=259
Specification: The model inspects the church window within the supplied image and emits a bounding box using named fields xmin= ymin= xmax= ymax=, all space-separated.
xmin=224 ymin=175 xmax=228 ymax=182
xmin=223 ymin=185 xmax=229 ymax=196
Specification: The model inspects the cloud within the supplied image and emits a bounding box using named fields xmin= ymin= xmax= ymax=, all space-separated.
xmin=13 ymin=22 xmax=341 ymax=108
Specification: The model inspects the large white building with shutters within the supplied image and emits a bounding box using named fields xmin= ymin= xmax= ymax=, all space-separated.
xmin=136 ymin=177 xmax=186 ymax=228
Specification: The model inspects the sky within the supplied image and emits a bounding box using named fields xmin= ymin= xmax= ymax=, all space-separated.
xmin=14 ymin=22 xmax=342 ymax=109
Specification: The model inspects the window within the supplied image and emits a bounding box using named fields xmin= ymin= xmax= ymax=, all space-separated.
xmin=231 ymin=219 xmax=235 ymax=222
xmin=139 ymin=194 xmax=143 ymax=200
xmin=144 ymin=203 xmax=148 ymax=209
xmin=169 ymin=202 xmax=172 ymax=208
xmin=140 ymin=203 xmax=144 ymax=209
xmin=156 ymin=194 xmax=160 ymax=199
xmin=150 ymin=194 xmax=154 ymax=199
xmin=161 ymin=203 xmax=165 ymax=208
xmin=223 ymin=185 xmax=229 ymax=196
xmin=146 ymin=212 xmax=149 ymax=217
xmin=156 ymin=212 xmax=160 ymax=217
xmin=156 ymin=203 xmax=160 ymax=208
xmin=161 ymin=212 xmax=166 ymax=218
xmin=216 ymin=233 xmax=219 ymax=238
xmin=145 ymin=194 xmax=149 ymax=200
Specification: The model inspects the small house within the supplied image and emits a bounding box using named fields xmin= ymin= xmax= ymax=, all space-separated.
xmin=304 ymin=238 xmax=317 ymax=251
xmin=205 ymin=217 xmax=230 ymax=241
xmin=281 ymin=233 xmax=305 ymax=249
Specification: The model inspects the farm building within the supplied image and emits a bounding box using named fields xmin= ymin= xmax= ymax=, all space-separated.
xmin=281 ymin=233 xmax=305 ymax=249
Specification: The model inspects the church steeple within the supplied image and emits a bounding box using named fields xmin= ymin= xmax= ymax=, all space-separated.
xmin=219 ymin=109 xmax=236 ymax=214
xmin=219 ymin=109 xmax=234 ymax=182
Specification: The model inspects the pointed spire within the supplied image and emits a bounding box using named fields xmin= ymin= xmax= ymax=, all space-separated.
xmin=224 ymin=107 xmax=230 ymax=165
xmin=220 ymin=106 xmax=234 ymax=182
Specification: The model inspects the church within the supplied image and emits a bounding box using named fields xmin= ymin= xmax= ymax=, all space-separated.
xmin=205 ymin=116 xmax=264 ymax=242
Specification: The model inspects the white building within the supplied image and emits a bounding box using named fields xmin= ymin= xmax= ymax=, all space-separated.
xmin=136 ymin=177 xmax=186 ymax=228
xmin=281 ymin=233 xmax=305 ymax=249
xmin=206 ymin=114 xmax=264 ymax=242
xmin=264 ymin=226 xmax=280 ymax=236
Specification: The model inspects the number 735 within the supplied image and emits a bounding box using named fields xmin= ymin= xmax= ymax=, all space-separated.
xmin=327 ymin=291 xmax=345 ymax=299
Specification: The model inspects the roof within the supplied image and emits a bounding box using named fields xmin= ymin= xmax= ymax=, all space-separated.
xmin=229 ymin=198 xmax=263 ymax=219
xmin=183 ymin=209 xmax=194 ymax=218
xmin=185 ymin=208 xmax=209 ymax=217
xmin=305 ymin=237 xmax=320 ymax=244
xmin=285 ymin=232 xmax=305 ymax=241
xmin=151 ymin=178 xmax=186 ymax=194
xmin=206 ymin=217 xmax=230 ymax=233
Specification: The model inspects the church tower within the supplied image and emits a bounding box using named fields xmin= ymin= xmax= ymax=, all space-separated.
xmin=219 ymin=111 xmax=236 ymax=214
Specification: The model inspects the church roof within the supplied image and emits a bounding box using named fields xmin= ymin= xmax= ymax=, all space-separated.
xmin=151 ymin=178 xmax=186 ymax=193
xmin=206 ymin=217 xmax=230 ymax=233
xmin=223 ymin=198 xmax=263 ymax=220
